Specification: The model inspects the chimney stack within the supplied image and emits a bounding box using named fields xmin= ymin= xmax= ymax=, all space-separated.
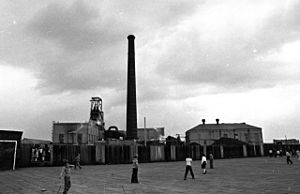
xmin=126 ymin=35 xmax=138 ymax=140
xmin=202 ymin=119 xmax=205 ymax=125
xmin=216 ymin=118 xmax=219 ymax=125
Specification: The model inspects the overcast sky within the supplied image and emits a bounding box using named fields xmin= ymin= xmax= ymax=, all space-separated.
xmin=1 ymin=0 xmax=300 ymax=142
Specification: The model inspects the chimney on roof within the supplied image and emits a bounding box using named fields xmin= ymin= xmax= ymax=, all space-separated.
xmin=202 ymin=119 xmax=205 ymax=125
xmin=216 ymin=118 xmax=219 ymax=125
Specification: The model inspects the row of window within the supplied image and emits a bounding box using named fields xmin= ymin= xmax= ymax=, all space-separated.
xmin=88 ymin=134 xmax=97 ymax=143
xmin=58 ymin=134 xmax=82 ymax=144
xmin=196 ymin=132 xmax=261 ymax=141
xmin=58 ymin=133 xmax=98 ymax=144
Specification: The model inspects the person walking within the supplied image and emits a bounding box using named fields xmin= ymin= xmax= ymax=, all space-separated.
xmin=59 ymin=159 xmax=74 ymax=194
xmin=286 ymin=151 xmax=293 ymax=165
xmin=209 ymin=152 xmax=214 ymax=169
xmin=131 ymin=155 xmax=139 ymax=183
xmin=184 ymin=154 xmax=195 ymax=180
xmin=201 ymin=154 xmax=207 ymax=174
xmin=73 ymin=153 xmax=82 ymax=170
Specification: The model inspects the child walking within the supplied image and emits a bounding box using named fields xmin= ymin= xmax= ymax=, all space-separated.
xmin=59 ymin=159 xmax=74 ymax=194
xmin=131 ymin=155 xmax=139 ymax=183
xmin=286 ymin=151 xmax=293 ymax=165
xmin=184 ymin=154 xmax=195 ymax=180
xmin=201 ymin=154 xmax=207 ymax=174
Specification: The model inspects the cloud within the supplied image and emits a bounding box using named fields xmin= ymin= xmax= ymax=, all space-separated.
xmin=255 ymin=1 xmax=300 ymax=52
xmin=1 ymin=0 xmax=300 ymax=141
xmin=110 ymin=0 xmax=202 ymax=30
xmin=34 ymin=47 xmax=127 ymax=93
xmin=22 ymin=0 xmax=203 ymax=95
xmin=26 ymin=1 xmax=122 ymax=51
xmin=24 ymin=1 xmax=129 ymax=93
xmin=150 ymin=0 xmax=300 ymax=95
xmin=26 ymin=0 xmax=202 ymax=52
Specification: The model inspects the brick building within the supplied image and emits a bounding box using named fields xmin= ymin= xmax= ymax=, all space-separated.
xmin=186 ymin=119 xmax=264 ymax=156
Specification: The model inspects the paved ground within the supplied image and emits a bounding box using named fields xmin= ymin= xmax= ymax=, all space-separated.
xmin=0 ymin=157 xmax=299 ymax=194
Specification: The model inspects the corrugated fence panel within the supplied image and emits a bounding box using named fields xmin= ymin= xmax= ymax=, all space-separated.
xmin=13 ymin=142 xmax=272 ymax=170
xmin=150 ymin=145 xmax=165 ymax=162
xmin=138 ymin=146 xmax=150 ymax=163
xmin=170 ymin=145 xmax=176 ymax=161
xmin=19 ymin=144 xmax=31 ymax=168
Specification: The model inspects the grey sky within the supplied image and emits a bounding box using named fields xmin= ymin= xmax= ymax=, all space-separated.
xmin=0 ymin=0 xmax=300 ymax=142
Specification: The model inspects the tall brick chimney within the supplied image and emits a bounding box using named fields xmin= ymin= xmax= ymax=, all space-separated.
xmin=126 ymin=35 xmax=138 ymax=140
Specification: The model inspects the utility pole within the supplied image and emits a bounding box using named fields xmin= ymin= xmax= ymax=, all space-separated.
xmin=144 ymin=117 xmax=147 ymax=146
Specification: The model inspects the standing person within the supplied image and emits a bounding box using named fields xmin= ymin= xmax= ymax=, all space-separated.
xmin=73 ymin=153 xmax=82 ymax=170
xmin=269 ymin=149 xmax=273 ymax=157
xmin=131 ymin=155 xmax=139 ymax=183
xmin=286 ymin=151 xmax=293 ymax=165
xmin=39 ymin=147 xmax=43 ymax=161
xmin=34 ymin=148 xmax=39 ymax=162
xmin=209 ymin=152 xmax=214 ymax=169
xmin=184 ymin=154 xmax=195 ymax=180
xmin=42 ymin=149 xmax=46 ymax=162
xmin=276 ymin=150 xmax=280 ymax=158
xmin=59 ymin=159 xmax=74 ymax=194
xmin=296 ymin=150 xmax=300 ymax=160
xmin=201 ymin=154 xmax=207 ymax=174
xmin=31 ymin=147 xmax=35 ymax=161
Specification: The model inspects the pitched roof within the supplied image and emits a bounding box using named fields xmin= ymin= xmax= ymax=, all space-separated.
xmin=186 ymin=123 xmax=261 ymax=133
xmin=0 ymin=129 xmax=23 ymax=133
xmin=22 ymin=138 xmax=52 ymax=144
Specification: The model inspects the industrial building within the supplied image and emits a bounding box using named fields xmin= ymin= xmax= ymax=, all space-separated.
xmin=52 ymin=97 xmax=105 ymax=144
xmin=51 ymin=35 xmax=138 ymax=145
xmin=273 ymin=139 xmax=299 ymax=145
xmin=186 ymin=119 xmax=264 ymax=156
xmin=137 ymin=127 xmax=164 ymax=142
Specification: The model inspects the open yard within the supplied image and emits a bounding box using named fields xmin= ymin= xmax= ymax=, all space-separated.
xmin=0 ymin=157 xmax=299 ymax=194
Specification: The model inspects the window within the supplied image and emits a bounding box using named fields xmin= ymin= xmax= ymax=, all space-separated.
xmin=254 ymin=133 xmax=259 ymax=141
xmin=234 ymin=134 xmax=238 ymax=139
xmin=223 ymin=134 xmax=228 ymax=138
xmin=59 ymin=134 xmax=64 ymax=144
xmin=244 ymin=134 xmax=249 ymax=142
xmin=77 ymin=134 xmax=82 ymax=144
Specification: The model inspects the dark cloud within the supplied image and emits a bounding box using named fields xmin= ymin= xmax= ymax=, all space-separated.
xmin=23 ymin=0 xmax=202 ymax=95
xmin=35 ymin=46 xmax=127 ymax=93
xmin=26 ymin=0 xmax=202 ymax=52
xmin=24 ymin=1 xmax=130 ymax=93
xmin=26 ymin=1 xmax=123 ymax=51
